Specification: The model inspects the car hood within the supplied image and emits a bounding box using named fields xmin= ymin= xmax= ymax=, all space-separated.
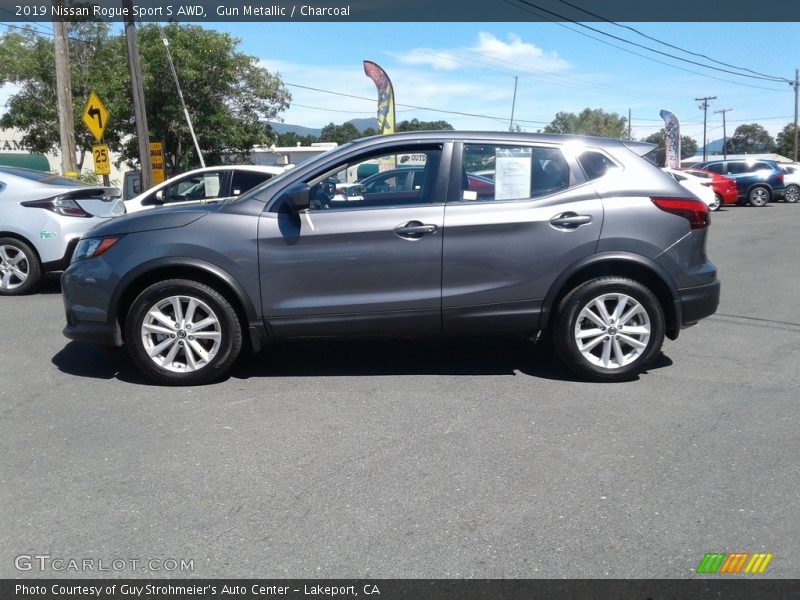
xmin=84 ymin=205 xmax=216 ymax=238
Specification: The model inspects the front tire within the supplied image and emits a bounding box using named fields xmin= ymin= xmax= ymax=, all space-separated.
xmin=553 ymin=277 xmax=665 ymax=382
xmin=125 ymin=279 xmax=242 ymax=385
xmin=748 ymin=186 xmax=770 ymax=207
xmin=0 ymin=237 xmax=41 ymax=296
xmin=783 ymin=184 xmax=799 ymax=203
xmin=709 ymin=194 xmax=722 ymax=211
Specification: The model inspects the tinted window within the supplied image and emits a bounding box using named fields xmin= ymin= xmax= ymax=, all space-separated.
xmin=725 ymin=162 xmax=748 ymax=174
xmin=231 ymin=170 xmax=273 ymax=195
xmin=577 ymin=151 xmax=617 ymax=181
xmin=307 ymin=146 xmax=442 ymax=210
xmin=704 ymin=163 xmax=724 ymax=174
xmin=461 ymin=145 xmax=569 ymax=201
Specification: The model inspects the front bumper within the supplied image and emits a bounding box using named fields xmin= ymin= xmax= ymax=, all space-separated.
xmin=62 ymin=316 xmax=123 ymax=346
xmin=677 ymin=279 xmax=721 ymax=326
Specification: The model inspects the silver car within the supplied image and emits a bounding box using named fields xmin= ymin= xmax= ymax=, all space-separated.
xmin=62 ymin=132 xmax=720 ymax=385
xmin=0 ymin=166 xmax=123 ymax=295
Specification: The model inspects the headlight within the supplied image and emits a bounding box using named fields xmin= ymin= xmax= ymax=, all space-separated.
xmin=72 ymin=236 xmax=122 ymax=262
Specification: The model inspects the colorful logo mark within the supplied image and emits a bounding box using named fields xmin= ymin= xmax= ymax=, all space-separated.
xmin=696 ymin=552 xmax=773 ymax=574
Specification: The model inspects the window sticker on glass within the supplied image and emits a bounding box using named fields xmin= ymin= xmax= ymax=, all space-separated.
xmin=495 ymin=147 xmax=532 ymax=200
xmin=204 ymin=175 xmax=221 ymax=198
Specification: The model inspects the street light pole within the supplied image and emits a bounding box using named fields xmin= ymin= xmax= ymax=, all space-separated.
xmin=793 ymin=69 xmax=798 ymax=162
xmin=714 ymin=108 xmax=732 ymax=160
xmin=509 ymin=76 xmax=518 ymax=132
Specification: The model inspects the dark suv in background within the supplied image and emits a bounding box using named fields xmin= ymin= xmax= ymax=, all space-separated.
xmin=693 ymin=158 xmax=785 ymax=206
xmin=62 ymin=132 xmax=720 ymax=385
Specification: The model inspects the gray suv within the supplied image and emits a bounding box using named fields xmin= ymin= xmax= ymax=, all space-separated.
xmin=62 ymin=132 xmax=720 ymax=385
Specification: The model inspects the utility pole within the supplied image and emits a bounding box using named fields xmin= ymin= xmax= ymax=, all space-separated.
xmin=52 ymin=1 xmax=77 ymax=177
xmin=509 ymin=76 xmax=518 ymax=132
xmin=123 ymin=0 xmax=153 ymax=191
xmin=714 ymin=108 xmax=732 ymax=160
xmin=696 ymin=95 xmax=716 ymax=161
xmin=627 ymin=108 xmax=632 ymax=140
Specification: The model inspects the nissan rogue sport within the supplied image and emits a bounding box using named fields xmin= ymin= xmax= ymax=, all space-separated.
xmin=62 ymin=132 xmax=720 ymax=385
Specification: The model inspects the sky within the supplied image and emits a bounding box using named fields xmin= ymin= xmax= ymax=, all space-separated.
xmin=209 ymin=21 xmax=800 ymax=146
xmin=2 ymin=20 xmax=799 ymax=148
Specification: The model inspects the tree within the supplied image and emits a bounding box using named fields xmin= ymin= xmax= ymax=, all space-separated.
xmin=319 ymin=122 xmax=360 ymax=144
xmin=395 ymin=118 xmax=454 ymax=132
xmin=0 ymin=23 xmax=123 ymax=171
xmin=775 ymin=122 xmax=798 ymax=159
xmin=727 ymin=123 xmax=776 ymax=154
xmin=543 ymin=108 xmax=627 ymax=138
xmin=271 ymin=130 xmax=319 ymax=147
xmin=0 ymin=23 xmax=290 ymax=173
xmin=643 ymin=129 xmax=698 ymax=166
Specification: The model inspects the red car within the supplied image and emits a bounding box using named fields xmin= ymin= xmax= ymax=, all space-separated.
xmin=683 ymin=168 xmax=738 ymax=210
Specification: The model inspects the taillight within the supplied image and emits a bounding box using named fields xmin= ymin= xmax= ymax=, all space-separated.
xmin=21 ymin=196 xmax=91 ymax=218
xmin=651 ymin=197 xmax=709 ymax=229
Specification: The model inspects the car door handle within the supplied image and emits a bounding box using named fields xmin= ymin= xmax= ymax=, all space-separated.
xmin=549 ymin=213 xmax=592 ymax=230
xmin=394 ymin=221 xmax=438 ymax=239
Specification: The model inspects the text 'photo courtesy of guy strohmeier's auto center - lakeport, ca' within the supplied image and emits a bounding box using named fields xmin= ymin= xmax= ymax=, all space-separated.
xmin=1 ymin=0 xmax=800 ymax=599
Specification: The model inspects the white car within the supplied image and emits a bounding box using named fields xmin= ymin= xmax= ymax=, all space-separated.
xmin=0 ymin=166 xmax=124 ymax=295
xmin=662 ymin=167 xmax=718 ymax=210
xmin=124 ymin=165 xmax=287 ymax=213
xmin=778 ymin=163 xmax=800 ymax=203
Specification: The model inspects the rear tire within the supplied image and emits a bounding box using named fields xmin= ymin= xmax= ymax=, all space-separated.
xmin=783 ymin=184 xmax=799 ymax=203
xmin=709 ymin=194 xmax=722 ymax=211
xmin=553 ymin=277 xmax=665 ymax=382
xmin=0 ymin=237 xmax=42 ymax=296
xmin=748 ymin=186 xmax=770 ymax=207
xmin=125 ymin=279 xmax=242 ymax=385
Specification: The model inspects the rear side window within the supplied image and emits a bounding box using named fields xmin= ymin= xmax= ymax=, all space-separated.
xmin=577 ymin=151 xmax=617 ymax=181
xmin=725 ymin=162 xmax=748 ymax=174
xmin=461 ymin=144 xmax=570 ymax=201
xmin=750 ymin=162 xmax=771 ymax=172
xmin=231 ymin=170 xmax=273 ymax=196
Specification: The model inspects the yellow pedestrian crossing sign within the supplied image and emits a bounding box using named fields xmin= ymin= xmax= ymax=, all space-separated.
xmin=82 ymin=91 xmax=109 ymax=141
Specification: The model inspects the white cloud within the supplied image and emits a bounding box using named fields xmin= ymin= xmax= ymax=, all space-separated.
xmin=395 ymin=32 xmax=569 ymax=73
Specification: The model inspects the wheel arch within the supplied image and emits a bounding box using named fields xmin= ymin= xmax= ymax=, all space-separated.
xmin=112 ymin=258 xmax=266 ymax=353
xmin=540 ymin=253 xmax=681 ymax=340
xmin=0 ymin=231 xmax=43 ymax=263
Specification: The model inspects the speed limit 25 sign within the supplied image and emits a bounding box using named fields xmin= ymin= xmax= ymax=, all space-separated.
xmin=92 ymin=144 xmax=111 ymax=176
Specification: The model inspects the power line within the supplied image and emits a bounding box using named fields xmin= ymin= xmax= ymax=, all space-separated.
xmin=506 ymin=0 xmax=791 ymax=93
xmin=552 ymin=0 xmax=789 ymax=83
xmin=286 ymin=82 xmax=550 ymax=125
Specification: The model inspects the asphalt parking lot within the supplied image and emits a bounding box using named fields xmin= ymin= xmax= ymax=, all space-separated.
xmin=1 ymin=202 xmax=798 ymax=579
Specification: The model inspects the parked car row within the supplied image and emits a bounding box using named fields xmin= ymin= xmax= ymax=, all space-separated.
xmin=0 ymin=165 xmax=288 ymax=295
xmin=55 ymin=132 xmax=721 ymax=385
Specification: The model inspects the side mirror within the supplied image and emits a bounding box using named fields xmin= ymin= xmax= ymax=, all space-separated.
xmin=285 ymin=183 xmax=311 ymax=211
xmin=154 ymin=190 xmax=165 ymax=204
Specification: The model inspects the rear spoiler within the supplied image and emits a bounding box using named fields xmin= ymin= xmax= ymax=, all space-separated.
xmin=622 ymin=141 xmax=657 ymax=157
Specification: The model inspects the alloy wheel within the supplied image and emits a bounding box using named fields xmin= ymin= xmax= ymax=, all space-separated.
xmin=0 ymin=244 xmax=30 ymax=291
xmin=140 ymin=295 xmax=222 ymax=373
xmin=573 ymin=293 xmax=652 ymax=370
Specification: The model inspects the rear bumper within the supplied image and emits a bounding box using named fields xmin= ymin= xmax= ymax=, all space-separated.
xmin=677 ymin=279 xmax=721 ymax=326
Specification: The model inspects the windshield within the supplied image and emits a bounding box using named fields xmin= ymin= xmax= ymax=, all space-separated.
xmin=229 ymin=142 xmax=356 ymax=204
xmin=0 ymin=166 xmax=86 ymax=187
